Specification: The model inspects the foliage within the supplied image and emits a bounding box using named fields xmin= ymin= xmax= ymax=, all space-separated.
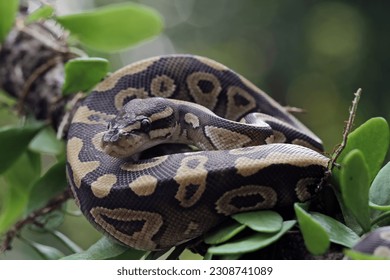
xmin=0 ymin=150 xmax=41 ymax=233
xmin=56 ymin=3 xmax=163 ymax=52
xmin=62 ymin=58 xmax=109 ymax=95
xmin=294 ymin=203 xmax=330 ymax=255
xmin=343 ymin=249 xmax=390 ymax=260
xmin=0 ymin=1 xmax=163 ymax=259
xmin=196 ymin=117 xmax=389 ymax=260
xmin=0 ymin=0 xmax=19 ymax=42
xmin=26 ymin=5 xmax=54 ymax=24
xmin=333 ymin=117 xmax=389 ymax=182
xmin=62 ymin=237 xmax=144 ymax=260
xmin=370 ymin=162 xmax=390 ymax=214
xmin=0 ymin=122 xmax=43 ymax=173
xmin=207 ymin=220 xmax=295 ymax=256
xmin=299 ymin=118 xmax=390 ymax=259
xmin=1 ymin=1 xmax=390 ymax=260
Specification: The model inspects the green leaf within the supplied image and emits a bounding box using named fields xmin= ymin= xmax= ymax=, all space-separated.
xmin=333 ymin=187 xmax=362 ymax=234
xmin=109 ymin=247 xmax=148 ymax=260
xmin=26 ymin=5 xmax=54 ymax=23
xmin=219 ymin=254 xmax=242 ymax=260
xmin=27 ymin=160 xmax=67 ymax=213
xmin=340 ymin=149 xmax=371 ymax=232
xmin=207 ymin=220 xmax=295 ymax=255
xmin=33 ymin=210 xmax=65 ymax=232
xmin=204 ymin=221 xmax=246 ymax=245
xmin=29 ymin=126 xmax=65 ymax=155
xmin=0 ymin=122 xmax=44 ymax=174
xmin=145 ymin=248 xmax=172 ymax=260
xmin=56 ymin=3 xmax=163 ymax=52
xmin=24 ymin=239 xmax=65 ymax=260
xmin=165 ymin=245 xmax=187 ymax=260
xmin=62 ymin=236 xmax=143 ymax=260
xmin=51 ymin=230 xmax=83 ymax=254
xmin=0 ymin=151 xmax=41 ymax=233
xmin=311 ymin=212 xmax=360 ymax=248
xmin=294 ymin=204 xmax=330 ymax=255
xmin=0 ymin=90 xmax=16 ymax=107
xmin=62 ymin=57 xmax=109 ymax=95
xmin=0 ymin=0 xmax=19 ymax=42
xmin=370 ymin=211 xmax=390 ymax=227
xmin=369 ymin=161 xmax=390 ymax=215
xmin=203 ymin=252 xmax=213 ymax=260
xmin=335 ymin=117 xmax=389 ymax=182
xmin=344 ymin=249 xmax=390 ymax=260
xmin=232 ymin=210 xmax=283 ymax=233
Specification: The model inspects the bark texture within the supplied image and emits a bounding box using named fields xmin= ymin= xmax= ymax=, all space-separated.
xmin=0 ymin=18 xmax=78 ymax=136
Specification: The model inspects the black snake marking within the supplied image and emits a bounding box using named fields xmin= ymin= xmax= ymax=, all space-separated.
xmin=67 ymin=54 xmax=330 ymax=251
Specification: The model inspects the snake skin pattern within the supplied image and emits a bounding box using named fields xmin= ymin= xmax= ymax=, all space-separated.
xmin=352 ymin=226 xmax=390 ymax=258
xmin=66 ymin=55 xmax=330 ymax=251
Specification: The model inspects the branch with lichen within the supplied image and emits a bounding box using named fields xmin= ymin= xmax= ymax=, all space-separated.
xmin=0 ymin=189 xmax=72 ymax=253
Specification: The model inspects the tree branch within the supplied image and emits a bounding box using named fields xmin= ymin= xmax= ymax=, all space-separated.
xmin=329 ymin=88 xmax=362 ymax=170
xmin=0 ymin=16 xmax=80 ymax=255
xmin=0 ymin=189 xmax=72 ymax=253
xmin=0 ymin=17 xmax=80 ymax=135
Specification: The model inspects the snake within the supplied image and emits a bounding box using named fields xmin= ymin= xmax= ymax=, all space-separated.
xmin=351 ymin=226 xmax=390 ymax=259
xmin=66 ymin=54 xmax=332 ymax=251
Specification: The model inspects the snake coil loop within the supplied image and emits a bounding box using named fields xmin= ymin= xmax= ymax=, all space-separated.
xmin=66 ymin=55 xmax=331 ymax=251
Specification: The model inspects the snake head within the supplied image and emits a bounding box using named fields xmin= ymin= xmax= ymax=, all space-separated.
xmin=101 ymin=98 xmax=177 ymax=158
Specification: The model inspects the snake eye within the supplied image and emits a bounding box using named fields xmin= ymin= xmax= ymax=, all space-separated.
xmin=140 ymin=119 xmax=151 ymax=133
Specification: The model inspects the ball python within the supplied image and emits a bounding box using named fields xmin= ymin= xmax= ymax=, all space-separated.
xmin=66 ymin=54 xmax=330 ymax=251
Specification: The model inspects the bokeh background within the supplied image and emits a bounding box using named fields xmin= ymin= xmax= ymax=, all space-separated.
xmin=1 ymin=0 xmax=389 ymax=259
xmin=59 ymin=0 xmax=390 ymax=151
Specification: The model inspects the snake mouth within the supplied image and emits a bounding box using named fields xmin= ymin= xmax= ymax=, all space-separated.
xmin=101 ymin=133 xmax=145 ymax=158
xmin=101 ymin=144 xmax=123 ymax=158
xmin=100 ymin=132 xmax=166 ymax=159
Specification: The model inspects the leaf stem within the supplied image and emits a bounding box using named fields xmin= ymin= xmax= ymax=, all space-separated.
xmin=371 ymin=211 xmax=390 ymax=227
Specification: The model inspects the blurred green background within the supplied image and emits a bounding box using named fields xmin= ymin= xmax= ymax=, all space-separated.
xmin=1 ymin=0 xmax=389 ymax=259
xmin=60 ymin=0 xmax=390 ymax=151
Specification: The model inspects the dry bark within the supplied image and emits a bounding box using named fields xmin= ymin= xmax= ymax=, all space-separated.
xmin=0 ymin=15 xmax=79 ymax=137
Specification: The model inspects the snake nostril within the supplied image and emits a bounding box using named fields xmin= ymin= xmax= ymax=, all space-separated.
xmin=102 ymin=131 xmax=120 ymax=143
xmin=111 ymin=134 xmax=120 ymax=142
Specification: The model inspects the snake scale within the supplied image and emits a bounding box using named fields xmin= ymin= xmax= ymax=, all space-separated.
xmin=66 ymin=54 xmax=389 ymax=256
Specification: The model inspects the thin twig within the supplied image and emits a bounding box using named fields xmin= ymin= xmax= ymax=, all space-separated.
xmin=17 ymin=54 xmax=72 ymax=115
xmin=317 ymin=89 xmax=362 ymax=190
xmin=15 ymin=21 xmax=77 ymax=115
xmin=329 ymin=88 xmax=362 ymax=171
xmin=0 ymin=189 xmax=72 ymax=254
xmin=284 ymin=105 xmax=307 ymax=114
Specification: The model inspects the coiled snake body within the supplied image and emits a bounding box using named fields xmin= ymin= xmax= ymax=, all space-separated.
xmin=66 ymin=55 xmax=330 ymax=251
